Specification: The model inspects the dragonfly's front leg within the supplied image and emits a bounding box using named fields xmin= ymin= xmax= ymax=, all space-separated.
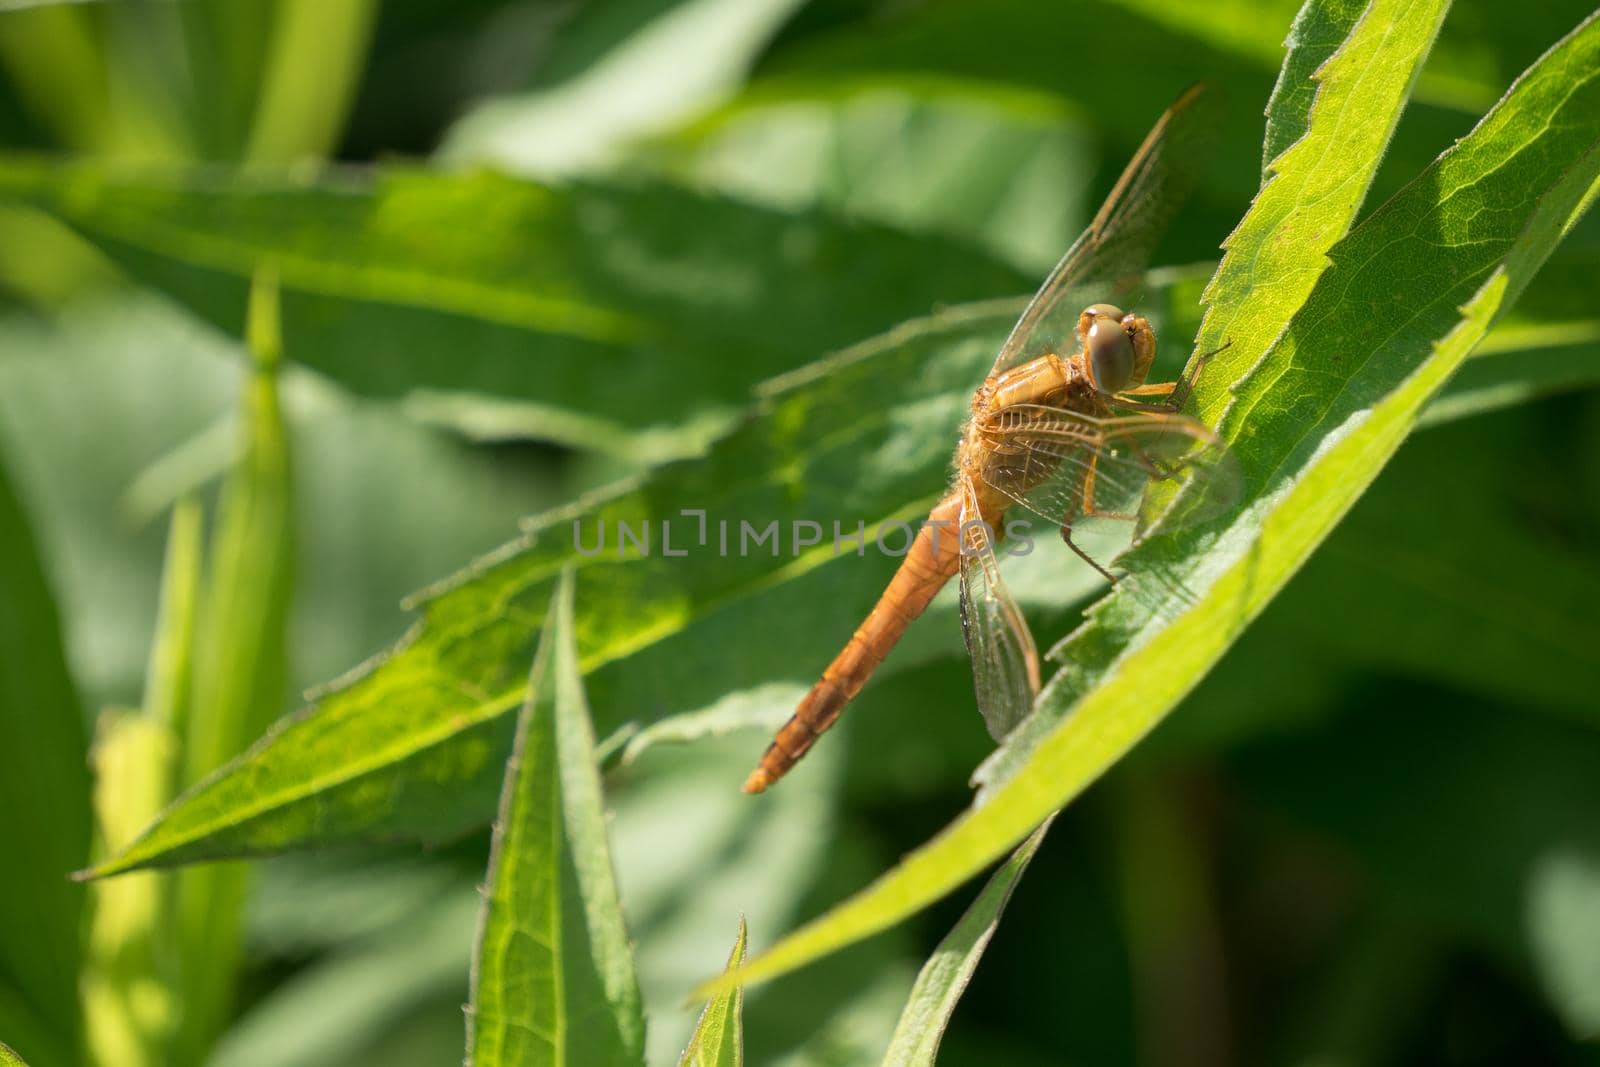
xmin=1115 ymin=340 xmax=1232 ymax=412
xmin=1060 ymin=454 xmax=1129 ymax=585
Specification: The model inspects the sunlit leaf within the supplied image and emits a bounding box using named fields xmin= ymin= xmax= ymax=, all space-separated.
xmin=81 ymin=301 xmax=1017 ymax=876
xmin=697 ymin=4 xmax=1600 ymax=996
xmin=678 ymin=918 xmax=746 ymax=1067
xmin=465 ymin=569 xmax=645 ymax=1067
xmin=82 ymin=498 xmax=199 ymax=1067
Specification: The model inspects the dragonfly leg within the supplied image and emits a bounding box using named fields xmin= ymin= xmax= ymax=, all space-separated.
xmin=1117 ymin=339 xmax=1233 ymax=412
xmin=1061 ymin=454 xmax=1129 ymax=584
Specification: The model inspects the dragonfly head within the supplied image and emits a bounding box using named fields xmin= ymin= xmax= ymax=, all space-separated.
xmin=1080 ymin=303 xmax=1156 ymax=394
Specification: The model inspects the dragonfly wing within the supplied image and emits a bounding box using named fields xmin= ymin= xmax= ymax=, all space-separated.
xmin=958 ymin=477 xmax=1041 ymax=741
xmin=973 ymin=404 xmax=1242 ymax=544
xmin=989 ymin=83 xmax=1222 ymax=378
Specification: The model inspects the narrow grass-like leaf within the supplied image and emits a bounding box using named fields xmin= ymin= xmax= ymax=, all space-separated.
xmin=170 ymin=271 xmax=296 ymax=1067
xmin=697 ymin=8 xmax=1600 ymax=996
xmin=879 ymin=821 xmax=1048 ymax=1067
xmin=678 ymin=918 xmax=747 ymax=1067
xmin=0 ymin=162 xmax=1028 ymax=453
xmin=243 ymin=0 xmax=377 ymax=165
xmin=0 ymin=442 xmax=88 ymax=1067
xmin=1421 ymin=333 xmax=1600 ymax=425
xmin=82 ymin=710 xmax=179 ymax=1067
xmin=465 ymin=569 xmax=645 ymax=1067
xmin=82 ymin=499 xmax=200 ymax=1067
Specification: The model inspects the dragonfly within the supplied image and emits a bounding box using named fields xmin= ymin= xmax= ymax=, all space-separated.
xmin=742 ymin=84 xmax=1239 ymax=794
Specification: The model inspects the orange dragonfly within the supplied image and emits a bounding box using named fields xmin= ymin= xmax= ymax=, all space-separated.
xmin=743 ymin=85 xmax=1238 ymax=794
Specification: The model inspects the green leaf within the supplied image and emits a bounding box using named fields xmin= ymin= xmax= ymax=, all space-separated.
xmin=465 ymin=568 xmax=645 ymax=1067
xmin=1529 ymin=850 xmax=1600 ymax=1040
xmin=1226 ymin=687 xmax=1600 ymax=1038
xmin=170 ymin=271 xmax=297 ymax=1067
xmin=1159 ymin=403 xmax=1600 ymax=761
xmin=880 ymin=822 xmax=1048 ymax=1067
xmin=0 ymin=1040 xmax=29 ymax=1067
xmin=0 ymin=442 xmax=87 ymax=1067
xmin=82 ymin=499 xmax=199 ymax=1067
xmin=696 ymin=5 xmax=1600 ymax=996
xmin=211 ymin=884 xmax=478 ymax=1067
xmin=0 ymin=161 xmax=1029 ymax=454
xmin=80 ymin=300 xmax=1017 ymax=876
xmin=647 ymin=79 xmax=1096 ymax=273
xmin=678 ymin=918 xmax=746 ymax=1067
xmin=1421 ymin=328 xmax=1600 ymax=425
xmin=1192 ymin=0 xmax=1451 ymax=434
xmin=82 ymin=710 xmax=180 ymax=1067
xmin=1258 ymin=0 xmax=1369 ymax=170
xmin=619 ymin=685 xmax=800 ymax=767
xmin=443 ymin=0 xmax=808 ymax=176
xmin=242 ymin=0 xmax=377 ymax=165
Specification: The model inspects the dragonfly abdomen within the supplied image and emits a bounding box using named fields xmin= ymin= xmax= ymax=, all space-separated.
xmin=742 ymin=494 xmax=964 ymax=793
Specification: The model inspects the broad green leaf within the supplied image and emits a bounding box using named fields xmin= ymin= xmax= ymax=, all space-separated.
xmin=1258 ymin=0 xmax=1369 ymax=170
xmin=76 ymin=286 xmax=1594 ymax=879
xmin=0 ymin=441 xmax=88 ymax=1067
xmin=443 ymin=0 xmax=807 ymax=175
xmin=880 ymin=822 xmax=1048 ymax=1067
xmin=678 ymin=919 xmax=746 ymax=1067
xmin=0 ymin=161 xmax=1029 ymax=454
xmin=1192 ymin=0 xmax=1451 ymax=433
xmin=697 ymin=7 xmax=1600 ymax=996
xmin=170 ymin=272 xmax=296 ymax=1067
xmin=1159 ymin=403 xmax=1600 ymax=762
xmin=648 ymin=80 xmax=1095 ymax=272
xmin=80 ymin=300 xmax=1021 ymax=876
xmin=465 ymin=569 xmax=645 ymax=1067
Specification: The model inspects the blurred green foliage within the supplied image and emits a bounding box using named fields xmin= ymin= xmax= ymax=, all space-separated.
xmin=1 ymin=2 xmax=1599 ymax=1066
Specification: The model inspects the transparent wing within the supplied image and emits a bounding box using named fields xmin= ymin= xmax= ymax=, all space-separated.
xmin=989 ymin=83 xmax=1222 ymax=378
xmin=957 ymin=476 xmax=1041 ymax=741
xmin=972 ymin=404 xmax=1242 ymax=547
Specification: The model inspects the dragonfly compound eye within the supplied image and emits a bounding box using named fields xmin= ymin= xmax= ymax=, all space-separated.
xmin=1086 ymin=313 xmax=1135 ymax=393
